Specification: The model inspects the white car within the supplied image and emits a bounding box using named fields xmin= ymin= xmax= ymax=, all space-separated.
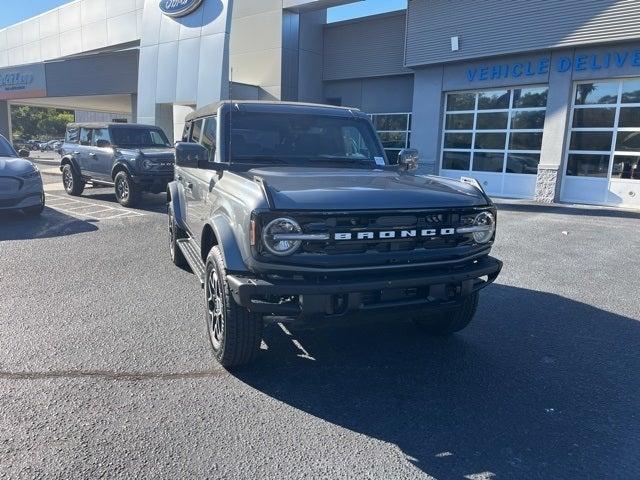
xmin=0 ymin=135 xmax=45 ymax=216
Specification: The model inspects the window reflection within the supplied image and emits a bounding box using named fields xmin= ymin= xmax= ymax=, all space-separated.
xmin=612 ymin=155 xmax=640 ymax=179
xmin=575 ymin=82 xmax=619 ymax=105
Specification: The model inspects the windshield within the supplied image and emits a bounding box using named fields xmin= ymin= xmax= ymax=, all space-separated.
xmin=225 ymin=112 xmax=385 ymax=166
xmin=0 ymin=135 xmax=17 ymax=157
xmin=110 ymin=127 xmax=171 ymax=149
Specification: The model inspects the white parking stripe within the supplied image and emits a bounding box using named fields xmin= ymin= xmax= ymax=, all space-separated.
xmin=46 ymin=193 xmax=145 ymax=222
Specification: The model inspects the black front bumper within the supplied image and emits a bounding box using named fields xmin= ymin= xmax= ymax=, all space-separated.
xmin=131 ymin=174 xmax=173 ymax=194
xmin=227 ymin=256 xmax=502 ymax=319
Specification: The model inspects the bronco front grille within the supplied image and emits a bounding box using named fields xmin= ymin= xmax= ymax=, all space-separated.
xmin=284 ymin=210 xmax=475 ymax=256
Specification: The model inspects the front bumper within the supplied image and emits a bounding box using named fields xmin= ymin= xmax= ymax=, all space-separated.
xmin=0 ymin=192 xmax=43 ymax=211
xmin=131 ymin=174 xmax=173 ymax=194
xmin=227 ymin=256 xmax=502 ymax=319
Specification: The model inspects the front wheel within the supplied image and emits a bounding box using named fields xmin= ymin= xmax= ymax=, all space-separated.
xmin=205 ymin=246 xmax=263 ymax=367
xmin=62 ymin=164 xmax=84 ymax=196
xmin=114 ymin=171 xmax=141 ymax=208
xmin=413 ymin=292 xmax=479 ymax=336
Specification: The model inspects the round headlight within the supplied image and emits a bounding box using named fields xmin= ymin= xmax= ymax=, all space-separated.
xmin=262 ymin=218 xmax=303 ymax=256
xmin=473 ymin=211 xmax=496 ymax=244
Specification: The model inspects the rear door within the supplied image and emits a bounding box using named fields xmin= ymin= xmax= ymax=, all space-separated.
xmin=92 ymin=128 xmax=114 ymax=181
xmin=77 ymin=128 xmax=94 ymax=177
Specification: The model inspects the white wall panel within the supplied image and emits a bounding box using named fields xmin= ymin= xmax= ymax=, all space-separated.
xmin=59 ymin=3 xmax=82 ymax=32
xmin=81 ymin=0 xmax=107 ymax=25
xmin=40 ymin=36 xmax=61 ymax=61
xmin=59 ymin=28 xmax=83 ymax=57
xmin=107 ymin=12 xmax=138 ymax=45
xmin=106 ymin=0 xmax=137 ymax=18
xmin=82 ymin=20 xmax=108 ymax=51
xmin=7 ymin=48 xmax=24 ymax=66
xmin=22 ymin=21 xmax=40 ymax=45
xmin=175 ymin=37 xmax=201 ymax=103
xmin=155 ymin=41 xmax=179 ymax=103
xmin=7 ymin=26 xmax=22 ymax=49
xmin=22 ymin=42 xmax=42 ymax=64
xmin=136 ymin=45 xmax=159 ymax=122
xmin=39 ymin=11 xmax=60 ymax=39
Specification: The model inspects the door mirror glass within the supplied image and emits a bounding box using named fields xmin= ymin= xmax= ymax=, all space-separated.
xmin=175 ymin=142 xmax=208 ymax=168
xmin=18 ymin=148 xmax=30 ymax=158
xmin=398 ymin=148 xmax=419 ymax=171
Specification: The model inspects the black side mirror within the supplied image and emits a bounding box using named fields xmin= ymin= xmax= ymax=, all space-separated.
xmin=18 ymin=149 xmax=30 ymax=158
xmin=175 ymin=142 xmax=209 ymax=169
xmin=398 ymin=148 xmax=419 ymax=172
xmin=96 ymin=139 xmax=111 ymax=148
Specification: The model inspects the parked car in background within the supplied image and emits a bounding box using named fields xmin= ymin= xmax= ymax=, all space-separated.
xmin=167 ymin=101 xmax=502 ymax=367
xmin=0 ymin=134 xmax=45 ymax=216
xmin=59 ymin=123 xmax=174 ymax=207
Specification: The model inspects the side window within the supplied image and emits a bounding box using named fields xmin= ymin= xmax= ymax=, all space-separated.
xmin=93 ymin=128 xmax=111 ymax=147
xmin=201 ymin=117 xmax=217 ymax=162
xmin=66 ymin=127 xmax=79 ymax=144
xmin=79 ymin=128 xmax=93 ymax=146
xmin=190 ymin=120 xmax=203 ymax=143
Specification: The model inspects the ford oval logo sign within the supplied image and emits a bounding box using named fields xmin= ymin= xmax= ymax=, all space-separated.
xmin=159 ymin=0 xmax=204 ymax=18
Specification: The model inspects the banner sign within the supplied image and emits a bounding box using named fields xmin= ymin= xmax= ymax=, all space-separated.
xmin=0 ymin=64 xmax=46 ymax=100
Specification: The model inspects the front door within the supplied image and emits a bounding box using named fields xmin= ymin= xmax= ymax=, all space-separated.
xmin=92 ymin=128 xmax=115 ymax=181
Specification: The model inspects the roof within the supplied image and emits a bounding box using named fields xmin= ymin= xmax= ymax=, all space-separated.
xmin=66 ymin=122 xmax=159 ymax=129
xmin=185 ymin=100 xmax=362 ymax=122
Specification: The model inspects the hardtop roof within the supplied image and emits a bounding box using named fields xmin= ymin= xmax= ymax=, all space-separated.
xmin=185 ymin=100 xmax=363 ymax=123
xmin=66 ymin=122 xmax=161 ymax=129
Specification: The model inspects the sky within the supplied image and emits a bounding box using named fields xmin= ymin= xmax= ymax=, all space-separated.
xmin=0 ymin=0 xmax=408 ymax=29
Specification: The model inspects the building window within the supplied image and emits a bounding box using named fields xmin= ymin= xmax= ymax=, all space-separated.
xmin=567 ymin=79 xmax=640 ymax=180
xmin=441 ymin=86 xmax=548 ymax=175
xmin=369 ymin=113 xmax=412 ymax=164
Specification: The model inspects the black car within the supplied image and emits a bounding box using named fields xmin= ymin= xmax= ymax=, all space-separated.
xmin=167 ymin=101 xmax=502 ymax=367
xmin=59 ymin=123 xmax=174 ymax=207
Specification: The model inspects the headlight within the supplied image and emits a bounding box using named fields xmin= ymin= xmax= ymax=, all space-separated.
xmin=458 ymin=211 xmax=496 ymax=244
xmin=262 ymin=218 xmax=303 ymax=256
xmin=20 ymin=167 xmax=40 ymax=179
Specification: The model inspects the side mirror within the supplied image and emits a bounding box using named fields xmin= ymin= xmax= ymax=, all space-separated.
xmin=18 ymin=149 xmax=30 ymax=158
xmin=397 ymin=148 xmax=419 ymax=171
xmin=96 ymin=139 xmax=111 ymax=148
xmin=175 ymin=142 xmax=209 ymax=169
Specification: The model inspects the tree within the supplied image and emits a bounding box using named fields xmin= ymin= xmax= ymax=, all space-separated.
xmin=11 ymin=105 xmax=74 ymax=141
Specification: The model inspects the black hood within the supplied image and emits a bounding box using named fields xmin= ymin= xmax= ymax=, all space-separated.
xmin=246 ymin=167 xmax=489 ymax=210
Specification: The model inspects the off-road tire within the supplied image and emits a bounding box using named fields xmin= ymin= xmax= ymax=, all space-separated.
xmin=168 ymin=205 xmax=189 ymax=270
xmin=413 ymin=292 xmax=479 ymax=336
xmin=62 ymin=164 xmax=84 ymax=196
xmin=205 ymin=246 xmax=263 ymax=368
xmin=114 ymin=171 xmax=141 ymax=208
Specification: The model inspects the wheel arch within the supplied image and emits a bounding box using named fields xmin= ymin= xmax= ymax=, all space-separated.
xmin=60 ymin=156 xmax=80 ymax=174
xmin=111 ymin=162 xmax=131 ymax=180
xmin=203 ymin=215 xmax=249 ymax=273
xmin=167 ymin=181 xmax=187 ymax=232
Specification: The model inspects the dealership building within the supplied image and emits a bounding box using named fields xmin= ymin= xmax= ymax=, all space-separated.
xmin=1 ymin=0 xmax=640 ymax=208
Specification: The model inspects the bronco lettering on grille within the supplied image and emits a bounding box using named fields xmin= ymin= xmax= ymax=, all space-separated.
xmin=334 ymin=229 xmax=455 ymax=241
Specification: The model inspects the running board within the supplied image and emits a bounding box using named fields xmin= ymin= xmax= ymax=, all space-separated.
xmin=176 ymin=238 xmax=206 ymax=287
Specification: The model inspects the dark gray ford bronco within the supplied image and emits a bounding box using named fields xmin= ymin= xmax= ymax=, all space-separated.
xmin=60 ymin=123 xmax=174 ymax=207
xmin=167 ymin=101 xmax=502 ymax=367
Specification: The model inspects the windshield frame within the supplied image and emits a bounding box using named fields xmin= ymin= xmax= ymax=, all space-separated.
xmin=220 ymin=107 xmax=388 ymax=168
xmin=109 ymin=126 xmax=171 ymax=149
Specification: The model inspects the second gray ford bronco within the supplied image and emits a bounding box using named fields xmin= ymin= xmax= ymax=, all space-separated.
xmin=168 ymin=101 xmax=502 ymax=367
xmin=60 ymin=123 xmax=174 ymax=207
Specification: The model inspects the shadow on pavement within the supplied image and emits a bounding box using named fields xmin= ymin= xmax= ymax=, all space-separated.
xmin=235 ymin=284 xmax=640 ymax=479
xmin=0 ymin=207 xmax=98 ymax=241
xmin=81 ymin=189 xmax=168 ymax=214
xmin=496 ymin=201 xmax=640 ymax=220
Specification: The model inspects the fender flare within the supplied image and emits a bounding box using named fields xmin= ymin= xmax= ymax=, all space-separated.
xmin=210 ymin=214 xmax=249 ymax=273
xmin=60 ymin=156 xmax=80 ymax=174
xmin=166 ymin=181 xmax=188 ymax=232
xmin=111 ymin=161 xmax=133 ymax=180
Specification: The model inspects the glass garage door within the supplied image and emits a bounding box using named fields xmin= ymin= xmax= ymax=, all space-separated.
xmin=440 ymin=86 xmax=548 ymax=198
xmin=369 ymin=113 xmax=412 ymax=164
xmin=561 ymin=79 xmax=640 ymax=208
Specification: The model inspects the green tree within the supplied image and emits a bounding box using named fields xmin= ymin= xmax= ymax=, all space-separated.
xmin=11 ymin=105 xmax=74 ymax=141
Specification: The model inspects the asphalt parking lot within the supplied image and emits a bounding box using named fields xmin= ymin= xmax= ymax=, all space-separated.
xmin=1 ymin=163 xmax=639 ymax=479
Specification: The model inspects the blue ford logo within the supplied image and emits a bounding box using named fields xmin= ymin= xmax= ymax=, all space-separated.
xmin=159 ymin=0 xmax=204 ymax=17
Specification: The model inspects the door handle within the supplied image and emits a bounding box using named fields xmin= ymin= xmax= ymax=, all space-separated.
xmin=73 ymin=151 xmax=80 ymax=155
xmin=89 ymin=153 xmax=97 ymax=157
xmin=177 ymin=175 xmax=183 ymax=181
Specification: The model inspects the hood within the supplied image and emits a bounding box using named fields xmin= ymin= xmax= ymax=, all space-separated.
xmin=245 ymin=167 xmax=489 ymax=210
xmin=0 ymin=156 xmax=36 ymax=176
xmin=118 ymin=147 xmax=175 ymax=159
